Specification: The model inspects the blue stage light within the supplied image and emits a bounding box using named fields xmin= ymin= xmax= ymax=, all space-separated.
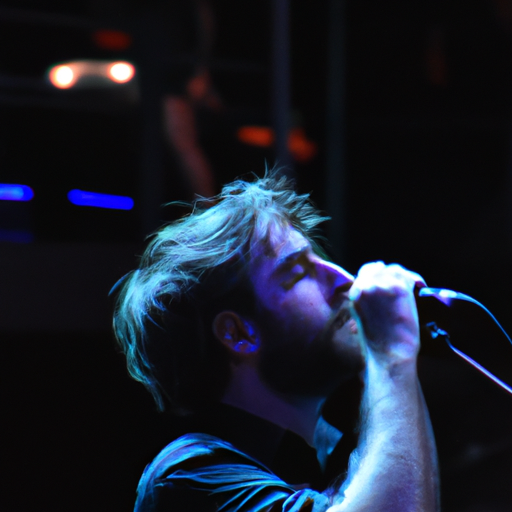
xmin=0 ymin=184 xmax=34 ymax=201
xmin=67 ymin=189 xmax=134 ymax=210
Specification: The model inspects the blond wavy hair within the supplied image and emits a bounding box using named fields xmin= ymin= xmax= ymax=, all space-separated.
xmin=112 ymin=170 xmax=329 ymax=412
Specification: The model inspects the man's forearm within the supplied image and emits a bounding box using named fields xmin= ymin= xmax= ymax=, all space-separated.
xmin=329 ymin=356 xmax=439 ymax=512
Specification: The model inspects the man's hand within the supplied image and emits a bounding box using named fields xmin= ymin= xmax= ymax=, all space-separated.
xmin=348 ymin=261 xmax=425 ymax=367
xmin=329 ymin=262 xmax=439 ymax=512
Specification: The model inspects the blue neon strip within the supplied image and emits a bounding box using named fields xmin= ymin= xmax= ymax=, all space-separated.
xmin=0 ymin=184 xmax=34 ymax=201
xmin=67 ymin=189 xmax=134 ymax=210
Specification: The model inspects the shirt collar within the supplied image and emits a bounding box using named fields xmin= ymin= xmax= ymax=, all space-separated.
xmin=313 ymin=415 xmax=344 ymax=472
xmin=181 ymin=403 xmax=343 ymax=487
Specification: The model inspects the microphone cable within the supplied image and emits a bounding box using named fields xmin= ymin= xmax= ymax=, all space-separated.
xmin=419 ymin=287 xmax=512 ymax=396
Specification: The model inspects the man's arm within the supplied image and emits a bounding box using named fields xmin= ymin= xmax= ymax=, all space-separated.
xmin=329 ymin=262 xmax=439 ymax=512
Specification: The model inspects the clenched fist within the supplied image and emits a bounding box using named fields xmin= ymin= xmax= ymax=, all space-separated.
xmin=348 ymin=262 xmax=426 ymax=366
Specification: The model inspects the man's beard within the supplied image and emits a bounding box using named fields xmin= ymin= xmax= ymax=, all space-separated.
xmin=256 ymin=306 xmax=364 ymax=398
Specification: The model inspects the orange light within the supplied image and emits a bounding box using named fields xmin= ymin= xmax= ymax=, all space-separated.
xmin=108 ymin=62 xmax=135 ymax=83
xmin=92 ymin=29 xmax=132 ymax=51
xmin=237 ymin=125 xmax=317 ymax=163
xmin=237 ymin=126 xmax=275 ymax=147
xmin=287 ymin=127 xmax=318 ymax=163
xmin=49 ymin=65 xmax=76 ymax=89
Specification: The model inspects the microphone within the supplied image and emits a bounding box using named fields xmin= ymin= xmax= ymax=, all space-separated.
xmin=418 ymin=287 xmax=478 ymax=307
xmin=416 ymin=287 xmax=512 ymax=396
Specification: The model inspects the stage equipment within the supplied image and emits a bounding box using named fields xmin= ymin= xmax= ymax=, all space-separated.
xmin=418 ymin=287 xmax=512 ymax=396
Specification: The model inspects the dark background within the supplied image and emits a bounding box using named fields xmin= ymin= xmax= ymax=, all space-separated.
xmin=1 ymin=1 xmax=512 ymax=511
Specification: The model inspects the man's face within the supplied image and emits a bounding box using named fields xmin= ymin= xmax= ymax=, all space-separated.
xmin=249 ymin=225 xmax=365 ymax=397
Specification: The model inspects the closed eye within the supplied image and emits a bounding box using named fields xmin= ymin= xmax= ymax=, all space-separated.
xmin=281 ymin=256 xmax=316 ymax=290
xmin=282 ymin=269 xmax=307 ymax=290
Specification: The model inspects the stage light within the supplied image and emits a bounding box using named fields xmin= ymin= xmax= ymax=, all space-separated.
xmin=237 ymin=126 xmax=317 ymax=163
xmin=0 ymin=184 xmax=34 ymax=201
xmin=68 ymin=189 xmax=134 ymax=210
xmin=48 ymin=60 xmax=136 ymax=89
xmin=49 ymin=65 xmax=76 ymax=89
xmin=108 ymin=62 xmax=135 ymax=83
xmin=92 ymin=29 xmax=132 ymax=51
xmin=237 ymin=126 xmax=275 ymax=147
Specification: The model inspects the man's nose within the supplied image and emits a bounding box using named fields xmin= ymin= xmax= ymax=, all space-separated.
xmin=317 ymin=259 xmax=354 ymax=295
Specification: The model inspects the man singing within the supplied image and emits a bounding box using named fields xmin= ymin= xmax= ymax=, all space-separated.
xmin=113 ymin=171 xmax=439 ymax=512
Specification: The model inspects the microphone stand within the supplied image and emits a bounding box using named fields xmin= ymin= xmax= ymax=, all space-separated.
xmin=419 ymin=288 xmax=512 ymax=396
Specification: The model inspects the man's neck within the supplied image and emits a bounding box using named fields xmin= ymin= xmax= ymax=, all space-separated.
xmin=221 ymin=364 xmax=326 ymax=446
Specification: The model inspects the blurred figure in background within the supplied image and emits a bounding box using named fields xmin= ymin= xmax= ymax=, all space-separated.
xmin=161 ymin=0 xmax=220 ymax=198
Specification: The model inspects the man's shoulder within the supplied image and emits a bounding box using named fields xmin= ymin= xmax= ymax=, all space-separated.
xmin=134 ymin=433 xmax=330 ymax=512
xmin=142 ymin=432 xmax=270 ymax=479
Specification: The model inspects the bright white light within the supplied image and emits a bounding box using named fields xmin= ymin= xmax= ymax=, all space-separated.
xmin=48 ymin=60 xmax=137 ymax=89
xmin=108 ymin=62 xmax=135 ymax=83
xmin=50 ymin=65 xmax=75 ymax=88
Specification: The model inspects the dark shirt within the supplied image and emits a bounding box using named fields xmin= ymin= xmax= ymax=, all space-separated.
xmin=134 ymin=404 xmax=357 ymax=512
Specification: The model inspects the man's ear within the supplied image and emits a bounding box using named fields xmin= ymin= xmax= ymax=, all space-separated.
xmin=212 ymin=311 xmax=260 ymax=355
